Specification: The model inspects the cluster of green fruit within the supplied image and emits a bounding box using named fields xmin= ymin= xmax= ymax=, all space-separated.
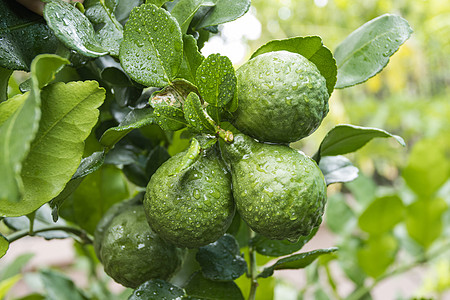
xmin=94 ymin=50 xmax=329 ymax=288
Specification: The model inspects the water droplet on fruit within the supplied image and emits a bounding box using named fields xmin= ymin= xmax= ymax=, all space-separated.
xmin=193 ymin=189 xmax=200 ymax=199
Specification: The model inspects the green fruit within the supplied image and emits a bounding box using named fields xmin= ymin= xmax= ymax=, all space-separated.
xmin=232 ymin=50 xmax=329 ymax=143
xmin=222 ymin=134 xmax=327 ymax=241
xmin=94 ymin=199 xmax=183 ymax=288
xmin=144 ymin=145 xmax=235 ymax=248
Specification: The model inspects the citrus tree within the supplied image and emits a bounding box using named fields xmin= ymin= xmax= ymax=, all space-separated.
xmin=0 ymin=0 xmax=417 ymax=299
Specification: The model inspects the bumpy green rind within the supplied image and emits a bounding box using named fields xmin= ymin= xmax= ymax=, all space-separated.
xmin=232 ymin=50 xmax=329 ymax=143
xmin=222 ymin=134 xmax=327 ymax=241
xmin=144 ymin=145 xmax=235 ymax=248
xmin=94 ymin=202 xmax=183 ymax=288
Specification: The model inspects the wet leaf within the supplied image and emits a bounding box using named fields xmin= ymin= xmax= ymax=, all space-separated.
xmin=258 ymin=247 xmax=338 ymax=278
xmin=44 ymin=0 xmax=107 ymax=57
xmin=170 ymin=138 xmax=201 ymax=175
xmin=184 ymin=272 xmax=244 ymax=300
xmin=145 ymin=146 xmax=171 ymax=178
xmin=0 ymin=67 xmax=13 ymax=102
xmin=120 ymin=3 xmax=183 ymax=87
xmin=184 ymin=92 xmax=216 ymax=133
xmin=251 ymin=36 xmax=337 ymax=95
xmin=196 ymin=234 xmax=247 ymax=281
xmin=129 ymin=279 xmax=185 ymax=300
xmin=194 ymin=0 xmax=250 ymax=29
xmin=335 ymin=14 xmax=412 ymax=88
xmin=319 ymin=155 xmax=359 ymax=185
xmin=171 ymin=0 xmax=215 ymax=34
xmin=177 ymin=34 xmax=205 ymax=84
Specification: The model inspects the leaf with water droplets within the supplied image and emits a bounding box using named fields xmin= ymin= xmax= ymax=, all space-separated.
xmin=146 ymin=0 xmax=171 ymax=7
xmin=196 ymin=54 xmax=237 ymax=108
xmin=120 ymin=3 xmax=183 ymax=87
xmin=251 ymin=36 xmax=337 ymax=95
xmin=184 ymin=92 xmax=216 ymax=133
xmin=258 ymin=247 xmax=338 ymax=278
xmin=196 ymin=234 xmax=247 ymax=281
xmin=319 ymin=155 xmax=359 ymax=186
xmin=44 ymin=0 xmax=108 ymax=57
xmin=170 ymin=138 xmax=201 ymax=175
xmin=177 ymin=34 xmax=205 ymax=84
xmin=154 ymin=105 xmax=187 ymax=131
xmin=334 ymin=14 xmax=412 ymax=89
xmin=84 ymin=0 xmax=124 ymax=57
xmin=251 ymin=227 xmax=319 ymax=257
xmin=129 ymin=279 xmax=185 ymax=300
xmin=194 ymin=0 xmax=251 ymax=29
xmin=171 ymin=0 xmax=215 ymax=34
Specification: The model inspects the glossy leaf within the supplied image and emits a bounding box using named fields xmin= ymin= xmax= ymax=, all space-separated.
xmin=119 ymin=3 xmax=183 ymax=87
xmin=177 ymin=34 xmax=205 ymax=84
xmin=145 ymin=146 xmax=171 ymax=178
xmin=258 ymin=247 xmax=338 ymax=278
xmin=319 ymin=155 xmax=359 ymax=185
xmin=114 ymin=0 xmax=143 ymax=24
xmin=357 ymin=233 xmax=398 ymax=278
xmin=0 ymin=234 xmax=8 ymax=259
xmin=0 ymin=67 xmax=12 ymax=102
xmin=171 ymin=0 xmax=215 ymax=34
xmin=129 ymin=279 xmax=185 ymax=300
xmin=0 ymin=1 xmax=60 ymax=71
xmin=251 ymin=227 xmax=319 ymax=257
xmin=251 ymin=36 xmax=337 ymax=95
xmin=184 ymin=272 xmax=244 ymax=300
xmin=4 ymin=205 xmax=69 ymax=240
xmin=44 ymin=0 xmax=107 ymax=57
xmin=100 ymin=107 xmax=155 ymax=148
xmin=196 ymin=234 xmax=247 ymax=281
xmin=154 ymin=105 xmax=187 ymax=131
xmin=316 ymin=124 xmax=405 ymax=161
xmin=184 ymin=92 xmax=216 ymax=133
xmin=402 ymin=138 xmax=450 ymax=198
xmin=358 ymin=195 xmax=404 ymax=235
xmin=1 ymin=81 xmax=105 ymax=217
xmin=194 ymin=0 xmax=250 ymax=29
xmin=84 ymin=0 xmax=124 ymax=56
xmin=406 ymin=197 xmax=447 ymax=249
xmin=196 ymin=54 xmax=236 ymax=108
xmin=59 ymin=165 xmax=130 ymax=234
xmin=39 ymin=269 xmax=88 ymax=300
xmin=171 ymin=138 xmax=201 ymax=175
xmin=325 ymin=194 xmax=355 ymax=234
xmin=235 ymin=273 xmax=275 ymax=300
xmin=334 ymin=14 xmax=412 ymax=88
xmin=0 ymin=55 xmax=68 ymax=211
xmin=72 ymin=151 xmax=106 ymax=179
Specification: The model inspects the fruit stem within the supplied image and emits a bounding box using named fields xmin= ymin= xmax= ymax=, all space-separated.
xmin=248 ymin=228 xmax=258 ymax=300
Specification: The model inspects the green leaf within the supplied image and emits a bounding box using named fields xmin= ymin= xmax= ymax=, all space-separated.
xmin=0 ymin=1 xmax=61 ymax=71
xmin=0 ymin=67 xmax=13 ymax=102
xmin=251 ymin=227 xmax=319 ymax=257
xmin=129 ymin=279 xmax=185 ymax=300
xmin=72 ymin=151 xmax=106 ymax=179
xmin=0 ymin=234 xmax=8 ymax=259
xmin=84 ymin=0 xmax=124 ymax=57
xmin=171 ymin=0 xmax=215 ymax=34
xmin=258 ymin=247 xmax=338 ymax=278
xmin=325 ymin=194 xmax=355 ymax=234
xmin=4 ymin=205 xmax=69 ymax=240
xmin=196 ymin=54 xmax=237 ymax=108
xmin=358 ymin=195 xmax=404 ymax=235
xmin=334 ymin=14 xmax=412 ymax=89
xmin=145 ymin=146 xmax=171 ymax=178
xmin=251 ymin=36 xmax=337 ymax=95
xmin=194 ymin=0 xmax=250 ymax=29
xmin=406 ymin=197 xmax=447 ymax=249
xmin=1 ymin=81 xmax=105 ymax=217
xmin=337 ymin=236 xmax=366 ymax=285
xmin=100 ymin=107 xmax=155 ymax=148
xmin=318 ymin=155 xmax=359 ymax=185
xmin=171 ymin=138 xmax=201 ymax=175
xmin=39 ymin=269 xmax=88 ymax=300
xmin=357 ymin=233 xmax=398 ymax=278
xmin=196 ymin=234 xmax=247 ymax=281
xmin=402 ymin=138 xmax=450 ymax=198
xmin=44 ymin=0 xmax=108 ymax=58
xmin=0 ymin=253 xmax=34 ymax=281
xmin=177 ymin=34 xmax=205 ymax=84
xmin=235 ymin=273 xmax=274 ymax=300
xmin=0 ymin=55 xmax=68 ymax=210
xmin=120 ymin=3 xmax=183 ymax=87
xmin=49 ymin=178 xmax=83 ymax=222
xmin=0 ymin=274 xmax=21 ymax=299
xmin=59 ymin=165 xmax=130 ymax=234
xmin=184 ymin=272 xmax=244 ymax=300
xmin=154 ymin=105 xmax=187 ymax=131
xmin=184 ymin=92 xmax=216 ymax=133
xmin=316 ymin=124 xmax=405 ymax=161
xmin=345 ymin=175 xmax=377 ymax=208
xmin=114 ymin=0 xmax=144 ymax=24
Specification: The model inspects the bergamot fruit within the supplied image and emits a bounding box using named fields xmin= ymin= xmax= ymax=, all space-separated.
xmin=232 ymin=50 xmax=329 ymax=143
xmin=221 ymin=134 xmax=327 ymax=241
xmin=94 ymin=199 xmax=183 ymax=288
xmin=144 ymin=145 xmax=235 ymax=248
